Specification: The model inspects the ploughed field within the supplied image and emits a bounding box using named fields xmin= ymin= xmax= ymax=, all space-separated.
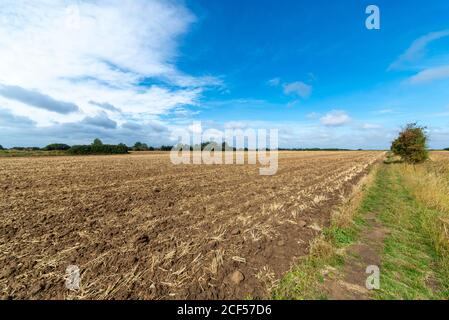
xmin=0 ymin=151 xmax=382 ymax=299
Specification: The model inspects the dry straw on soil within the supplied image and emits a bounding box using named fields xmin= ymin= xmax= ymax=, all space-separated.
xmin=0 ymin=151 xmax=382 ymax=299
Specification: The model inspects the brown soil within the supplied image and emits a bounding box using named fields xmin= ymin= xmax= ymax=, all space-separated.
xmin=0 ymin=151 xmax=382 ymax=299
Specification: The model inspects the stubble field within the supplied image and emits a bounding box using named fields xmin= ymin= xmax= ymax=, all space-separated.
xmin=0 ymin=151 xmax=382 ymax=299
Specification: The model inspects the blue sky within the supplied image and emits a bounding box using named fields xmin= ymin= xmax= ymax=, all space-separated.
xmin=1 ymin=0 xmax=449 ymax=149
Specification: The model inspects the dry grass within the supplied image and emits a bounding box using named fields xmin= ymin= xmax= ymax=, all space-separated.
xmin=395 ymin=152 xmax=449 ymax=265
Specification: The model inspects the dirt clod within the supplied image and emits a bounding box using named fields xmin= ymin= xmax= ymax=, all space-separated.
xmin=0 ymin=266 xmax=15 ymax=279
xmin=135 ymin=234 xmax=150 ymax=245
xmin=308 ymin=223 xmax=322 ymax=232
xmin=30 ymin=282 xmax=45 ymax=295
xmin=298 ymin=220 xmax=307 ymax=228
xmin=231 ymin=229 xmax=240 ymax=235
xmin=229 ymin=270 xmax=245 ymax=285
xmin=277 ymin=240 xmax=285 ymax=247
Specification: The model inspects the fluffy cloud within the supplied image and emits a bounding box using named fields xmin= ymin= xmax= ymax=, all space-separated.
xmin=0 ymin=108 xmax=36 ymax=127
xmin=0 ymin=0 xmax=220 ymax=136
xmin=268 ymin=78 xmax=312 ymax=100
xmin=320 ymin=110 xmax=351 ymax=126
xmin=81 ymin=112 xmax=117 ymax=129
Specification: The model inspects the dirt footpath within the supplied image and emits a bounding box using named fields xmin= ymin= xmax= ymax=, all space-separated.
xmin=324 ymin=211 xmax=388 ymax=299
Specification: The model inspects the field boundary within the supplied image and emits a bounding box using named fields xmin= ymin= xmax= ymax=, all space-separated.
xmin=274 ymin=159 xmax=449 ymax=300
xmin=273 ymin=160 xmax=381 ymax=299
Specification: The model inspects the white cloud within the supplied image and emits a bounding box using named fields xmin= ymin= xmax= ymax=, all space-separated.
xmin=389 ymin=29 xmax=449 ymax=70
xmin=0 ymin=0 xmax=220 ymax=129
xmin=81 ymin=111 xmax=117 ymax=129
xmin=375 ymin=108 xmax=395 ymax=114
xmin=188 ymin=122 xmax=202 ymax=134
xmin=0 ymin=84 xmax=79 ymax=114
xmin=306 ymin=112 xmax=320 ymax=119
xmin=267 ymin=77 xmax=280 ymax=86
xmin=286 ymin=100 xmax=299 ymax=108
xmin=408 ymin=65 xmax=449 ymax=84
xmin=88 ymin=101 xmax=121 ymax=113
xmin=320 ymin=110 xmax=351 ymax=126
xmin=361 ymin=123 xmax=382 ymax=130
xmin=224 ymin=121 xmax=249 ymax=130
xmin=283 ymin=81 xmax=312 ymax=99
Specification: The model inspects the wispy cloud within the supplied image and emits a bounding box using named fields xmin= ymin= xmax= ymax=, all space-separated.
xmin=375 ymin=108 xmax=396 ymax=114
xmin=0 ymin=84 xmax=79 ymax=114
xmin=88 ymin=100 xmax=121 ymax=113
xmin=306 ymin=112 xmax=320 ymax=119
xmin=267 ymin=77 xmax=280 ymax=86
xmin=361 ymin=123 xmax=382 ymax=130
xmin=283 ymin=81 xmax=312 ymax=99
xmin=408 ymin=65 xmax=449 ymax=84
xmin=286 ymin=99 xmax=300 ymax=108
xmin=389 ymin=29 xmax=449 ymax=70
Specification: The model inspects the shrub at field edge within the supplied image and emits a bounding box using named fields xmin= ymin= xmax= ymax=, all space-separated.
xmin=391 ymin=123 xmax=429 ymax=164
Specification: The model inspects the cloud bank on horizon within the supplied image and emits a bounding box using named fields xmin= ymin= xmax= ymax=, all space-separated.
xmin=1 ymin=0 xmax=449 ymax=149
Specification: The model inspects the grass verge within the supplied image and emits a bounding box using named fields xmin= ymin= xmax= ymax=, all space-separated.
xmin=273 ymin=155 xmax=449 ymax=299
xmin=375 ymin=163 xmax=449 ymax=299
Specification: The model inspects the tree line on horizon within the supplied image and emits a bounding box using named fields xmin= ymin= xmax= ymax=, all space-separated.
xmin=0 ymin=139 xmax=173 ymax=155
xmin=1 ymin=127 xmax=448 ymax=156
xmin=0 ymin=140 xmax=357 ymax=153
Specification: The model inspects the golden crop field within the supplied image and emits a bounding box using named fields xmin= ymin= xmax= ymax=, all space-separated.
xmin=0 ymin=151 xmax=382 ymax=299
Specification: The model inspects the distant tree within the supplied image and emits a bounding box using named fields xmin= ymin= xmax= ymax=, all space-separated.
xmin=160 ymin=145 xmax=173 ymax=151
xmin=92 ymin=138 xmax=103 ymax=146
xmin=0 ymin=145 xmax=4 ymax=150
xmin=201 ymin=141 xmax=220 ymax=151
xmin=68 ymin=143 xmax=128 ymax=155
xmin=391 ymin=123 xmax=429 ymax=163
xmin=12 ymin=147 xmax=40 ymax=151
xmin=44 ymin=143 xmax=71 ymax=151
xmin=132 ymin=142 xmax=149 ymax=151
xmin=222 ymin=141 xmax=235 ymax=151
xmin=444 ymin=148 xmax=449 ymax=151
